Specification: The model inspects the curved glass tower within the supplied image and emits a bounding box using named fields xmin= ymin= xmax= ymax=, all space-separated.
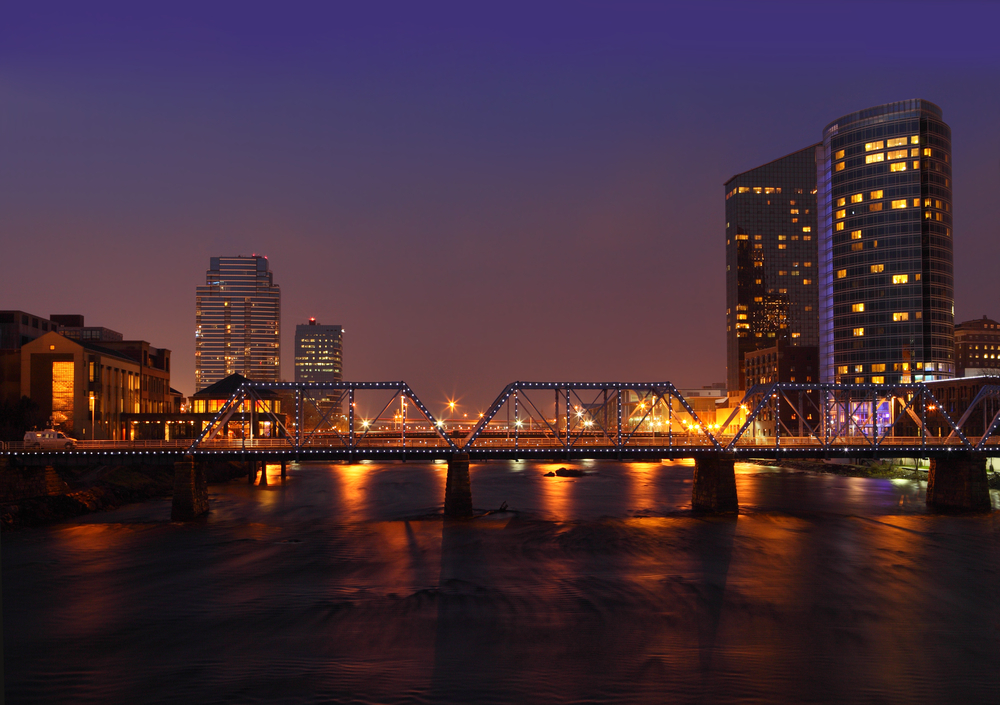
xmin=818 ymin=100 xmax=954 ymax=384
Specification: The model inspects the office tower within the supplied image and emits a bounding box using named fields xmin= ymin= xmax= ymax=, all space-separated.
xmin=818 ymin=100 xmax=954 ymax=384
xmin=725 ymin=145 xmax=821 ymax=393
xmin=195 ymin=255 xmax=280 ymax=391
xmin=294 ymin=318 xmax=343 ymax=387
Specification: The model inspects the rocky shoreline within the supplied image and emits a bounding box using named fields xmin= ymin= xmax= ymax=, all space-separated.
xmin=1 ymin=460 xmax=249 ymax=531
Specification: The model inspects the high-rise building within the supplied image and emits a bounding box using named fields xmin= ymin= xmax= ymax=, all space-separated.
xmin=294 ymin=318 xmax=343 ymax=388
xmin=725 ymin=145 xmax=821 ymax=393
xmin=195 ymin=255 xmax=281 ymax=391
xmin=818 ymin=100 xmax=954 ymax=384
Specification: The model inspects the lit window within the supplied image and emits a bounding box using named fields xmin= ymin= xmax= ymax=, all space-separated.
xmin=911 ymin=136 xmax=920 ymax=144
xmin=754 ymin=296 xmax=763 ymax=302
xmin=864 ymin=141 xmax=884 ymax=151
xmin=738 ymin=187 xmax=750 ymax=193
xmin=790 ymin=208 xmax=799 ymax=214
xmin=778 ymin=244 xmax=787 ymax=249
xmin=870 ymin=190 xmax=883 ymax=199
xmin=891 ymin=199 xmax=907 ymax=209
xmin=852 ymin=303 xmax=865 ymax=312
xmin=803 ymin=235 xmax=812 ymax=240
xmin=869 ymin=203 xmax=882 ymax=211
xmin=779 ymin=270 xmax=787 ymax=276
xmin=804 ymin=261 xmax=812 ymax=267
xmin=791 ymin=332 xmax=801 ymax=338
xmin=892 ymin=274 xmax=908 ymax=284
xmin=851 ymin=230 xmax=862 ymax=239
xmin=851 ymin=242 xmax=863 ymax=251
xmin=802 ymin=279 xmax=811 ymax=285
xmin=893 ymin=312 xmax=909 ymax=321
xmin=913 ymin=199 xmax=920 ymax=207
xmin=836 ymin=198 xmax=845 ymax=207
xmin=851 ymin=193 xmax=863 ymax=203
xmin=777 ymin=234 xmax=786 ymax=240
xmin=887 ymin=137 xmax=907 ymax=148
xmin=837 ymin=365 xmax=848 ymax=375
xmin=870 ymin=264 xmax=884 ymax=273
xmin=890 ymin=162 xmax=907 ymax=172
xmin=753 ymin=187 xmax=762 ymax=194
xmin=914 ymin=273 xmax=921 ymax=280
xmin=802 ymin=227 xmax=811 ymax=232
xmin=853 ymin=328 xmax=864 ymax=337
xmin=913 ymin=161 xmax=920 ymax=169
xmin=911 ymin=148 xmax=920 ymax=157
xmin=835 ymin=161 xmax=845 ymax=172
xmin=753 ymin=243 xmax=762 ymax=249
xmin=865 ymin=153 xmax=884 ymax=164
xmin=872 ymin=364 xmax=886 ymax=373
xmin=836 ymin=269 xmax=847 ymax=279
xmin=836 ymin=222 xmax=845 ymax=231
xmin=835 ymin=209 xmax=846 ymax=219
xmin=887 ymin=149 xmax=907 ymax=160
xmin=736 ymin=234 xmax=748 ymax=240
xmin=871 ymin=376 xmax=885 ymax=384
xmin=834 ymin=149 xmax=845 ymax=159
xmin=922 ymin=147 xmax=931 ymax=157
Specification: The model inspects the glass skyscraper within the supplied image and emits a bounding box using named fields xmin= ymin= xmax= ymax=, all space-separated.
xmin=818 ymin=100 xmax=954 ymax=385
xmin=195 ymin=255 xmax=281 ymax=391
xmin=725 ymin=145 xmax=821 ymax=393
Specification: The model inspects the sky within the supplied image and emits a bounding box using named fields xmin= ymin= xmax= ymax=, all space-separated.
xmin=3 ymin=1 xmax=999 ymax=413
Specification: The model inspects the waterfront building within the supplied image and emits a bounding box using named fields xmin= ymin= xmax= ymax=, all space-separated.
xmin=742 ymin=339 xmax=820 ymax=438
xmin=818 ymin=100 xmax=954 ymax=384
xmin=195 ymin=255 xmax=281 ymax=391
xmin=725 ymin=145 xmax=821 ymax=394
xmin=0 ymin=311 xmax=62 ymax=405
xmin=19 ymin=332 xmax=140 ymax=439
xmin=955 ymin=316 xmax=1000 ymax=377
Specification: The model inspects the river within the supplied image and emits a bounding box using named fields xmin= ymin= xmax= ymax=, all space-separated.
xmin=4 ymin=460 xmax=1000 ymax=704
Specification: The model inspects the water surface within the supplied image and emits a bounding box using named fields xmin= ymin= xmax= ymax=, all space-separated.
xmin=5 ymin=461 xmax=999 ymax=703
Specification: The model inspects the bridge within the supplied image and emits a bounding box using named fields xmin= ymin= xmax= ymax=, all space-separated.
xmin=3 ymin=380 xmax=998 ymax=517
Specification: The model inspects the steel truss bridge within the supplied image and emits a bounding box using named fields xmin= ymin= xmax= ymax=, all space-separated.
xmin=7 ymin=380 xmax=998 ymax=461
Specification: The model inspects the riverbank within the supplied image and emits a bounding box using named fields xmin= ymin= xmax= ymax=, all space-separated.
xmin=0 ymin=460 xmax=249 ymax=530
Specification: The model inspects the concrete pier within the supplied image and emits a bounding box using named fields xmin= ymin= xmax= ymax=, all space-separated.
xmin=692 ymin=454 xmax=738 ymax=513
xmin=281 ymin=460 xmax=287 ymax=481
xmin=927 ymin=455 xmax=991 ymax=511
xmin=444 ymin=453 xmax=473 ymax=518
xmin=171 ymin=455 xmax=209 ymax=521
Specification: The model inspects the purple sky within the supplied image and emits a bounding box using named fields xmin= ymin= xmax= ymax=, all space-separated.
xmin=3 ymin=1 xmax=999 ymax=412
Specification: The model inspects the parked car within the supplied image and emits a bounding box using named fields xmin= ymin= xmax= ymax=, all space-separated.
xmin=23 ymin=429 xmax=77 ymax=449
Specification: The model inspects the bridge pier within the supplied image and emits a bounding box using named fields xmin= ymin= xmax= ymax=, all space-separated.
xmin=171 ymin=455 xmax=209 ymax=521
xmin=258 ymin=460 xmax=268 ymax=486
xmin=927 ymin=455 xmax=991 ymax=512
xmin=444 ymin=453 xmax=473 ymax=518
xmin=692 ymin=454 xmax=738 ymax=513
xmin=281 ymin=460 xmax=287 ymax=481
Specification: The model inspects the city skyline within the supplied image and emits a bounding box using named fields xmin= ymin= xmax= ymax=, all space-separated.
xmin=3 ymin=2 xmax=998 ymax=411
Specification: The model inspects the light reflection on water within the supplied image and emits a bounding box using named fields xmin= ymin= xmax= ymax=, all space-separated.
xmin=6 ymin=460 xmax=1000 ymax=704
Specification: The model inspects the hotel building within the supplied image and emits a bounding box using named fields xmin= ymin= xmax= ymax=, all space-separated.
xmin=818 ymin=100 xmax=954 ymax=384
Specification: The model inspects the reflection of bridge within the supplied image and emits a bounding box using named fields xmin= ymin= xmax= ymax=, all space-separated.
xmin=3 ymin=380 xmax=998 ymax=515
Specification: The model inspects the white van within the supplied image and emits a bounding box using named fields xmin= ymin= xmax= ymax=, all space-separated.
xmin=23 ymin=429 xmax=77 ymax=449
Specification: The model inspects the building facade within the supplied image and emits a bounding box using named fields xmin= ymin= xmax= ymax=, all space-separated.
xmin=195 ymin=255 xmax=281 ymax=391
xmin=20 ymin=332 xmax=141 ymax=439
xmin=294 ymin=318 xmax=343 ymax=388
xmin=725 ymin=145 xmax=821 ymax=393
xmin=955 ymin=316 xmax=1000 ymax=377
xmin=819 ymin=100 xmax=954 ymax=384
xmin=49 ymin=314 xmax=123 ymax=342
